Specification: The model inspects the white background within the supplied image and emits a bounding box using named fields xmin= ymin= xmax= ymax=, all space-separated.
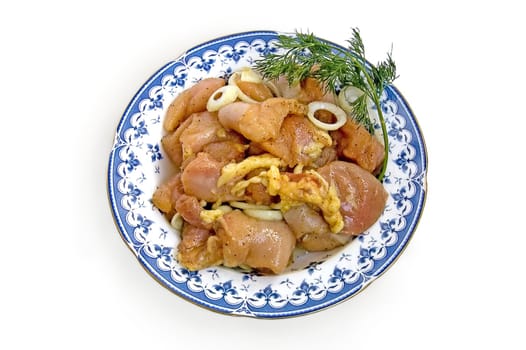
xmin=1 ymin=0 xmax=525 ymax=349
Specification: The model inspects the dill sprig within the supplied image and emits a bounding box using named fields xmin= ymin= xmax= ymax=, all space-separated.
xmin=254 ymin=28 xmax=398 ymax=181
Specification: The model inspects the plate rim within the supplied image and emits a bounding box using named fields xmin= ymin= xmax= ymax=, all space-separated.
xmin=107 ymin=30 xmax=428 ymax=318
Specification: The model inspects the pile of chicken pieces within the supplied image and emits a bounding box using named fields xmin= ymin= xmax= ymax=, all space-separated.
xmin=152 ymin=75 xmax=387 ymax=274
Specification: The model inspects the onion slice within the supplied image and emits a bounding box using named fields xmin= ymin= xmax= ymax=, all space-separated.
xmin=338 ymin=86 xmax=380 ymax=135
xmin=307 ymin=101 xmax=347 ymax=131
xmin=170 ymin=213 xmax=183 ymax=231
xmin=263 ymin=80 xmax=281 ymax=97
xmin=207 ymin=85 xmax=240 ymax=112
xmin=229 ymin=201 xmax=272 ymax=210
xmin=239 ymin=67 xmax=262 ymax=83
xmin=243 ymin=209 xmax=283 ymax=221
xmin=337 ymin=86 xmax=365 ymax=114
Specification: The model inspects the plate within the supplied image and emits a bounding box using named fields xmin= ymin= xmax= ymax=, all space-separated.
xmin=107 ymin=31 xmax=427 ymax=318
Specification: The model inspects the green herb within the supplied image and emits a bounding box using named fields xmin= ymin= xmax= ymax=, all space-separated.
xmin=254 ymin=28 xmax=398 ymax=181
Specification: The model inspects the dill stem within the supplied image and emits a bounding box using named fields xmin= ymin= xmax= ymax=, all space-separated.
xmin=372 ymin=98 xmax=389 ymax=181
xmin=335 ymin=47 xmax=390 ymax=182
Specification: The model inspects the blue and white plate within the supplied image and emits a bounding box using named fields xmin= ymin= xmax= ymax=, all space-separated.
xmin=107 ymin=31 xmax=427 ymax=318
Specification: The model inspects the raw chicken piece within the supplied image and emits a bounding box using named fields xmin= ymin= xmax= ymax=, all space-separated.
xmin=318 ymin=161 xmax=388 ymax=235
xmin=311 ymin=145 xmax=338 ymax=168
xmin=178 ymin=111 xmax=243 ymax=164
xmin=180 ymin=152 xmax=242 ymax=203
xmin=162 ymin=111 xmax=246 ymax=169
xmin=151 ymin=173 xmax=183 ymax=216
xmin=202 ymin=141 xmax=246 ymax=164
xmin=217 ymin=98 xmax=306 ymax=143
xmin=282 ymin=204 xmax=329 ymax=239
xmin=161 ymin=116 xmax=193 ymax=167
xmin=177 ymin=224 xmax=223 ymax=271
xmin=236 ymin=80 xmax=273 ymax=102
xmin=164 ymin=78 xmax=226 ymax=132
xmin=283 ymin=204 xmax=351 ymax=251
xmin=300 ymin=230 xmax=351 ymax=251
xmin=257 ymin=114 xmax=332 ymax=167
xmin=331 ymin=118 xmax=385 ymax=174
xmin=274 ymin=76 xmax=336 ymax=104
xmin=215 ymin=210 xmax=296 ymax=274
xmin=244 ymin=182 xmax=274 ymax=205
xmin=174 ymin=194 xmax=212 ymax=230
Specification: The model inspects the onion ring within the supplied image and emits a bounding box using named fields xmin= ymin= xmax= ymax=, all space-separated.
xmin=243 ymin=209 xmax=283 ymax=221
xmin=307 ymin=101 xmax=347 ymax=131
xmin=206 ymin=85 xmax=240 ymax=112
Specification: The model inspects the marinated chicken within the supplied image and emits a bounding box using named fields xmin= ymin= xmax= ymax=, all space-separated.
xmin=216 ymin=210 xmax=295 ymax=274
xmin=318 ymin=161 xmax=388 ymax=235
xmin=152 ymin=69 xmax=389 ymax=274
xmin=218 ymin=97 xmax=306 ymax=143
